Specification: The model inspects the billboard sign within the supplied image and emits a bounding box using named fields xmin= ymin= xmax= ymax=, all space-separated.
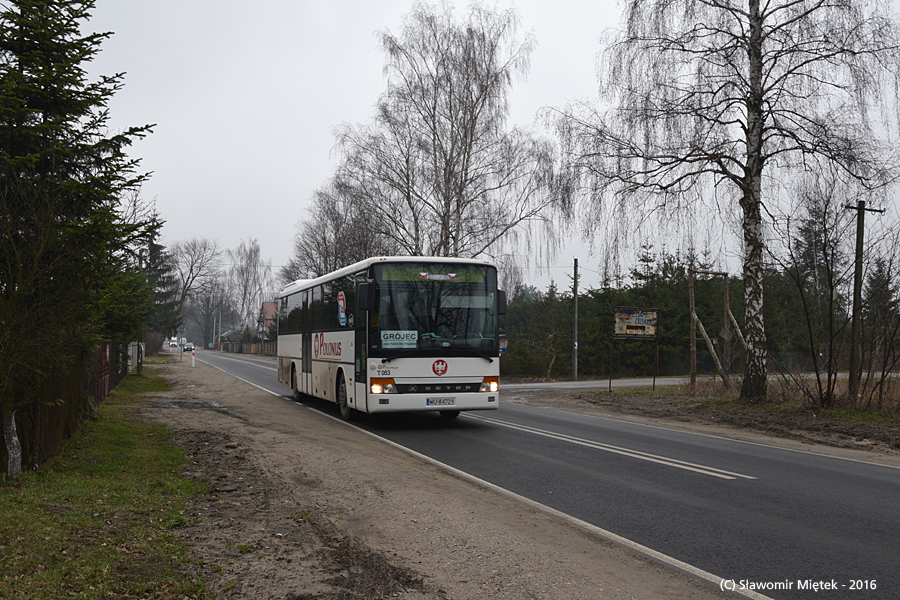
xmin=614 ymin=307 xmax=659 ymax=340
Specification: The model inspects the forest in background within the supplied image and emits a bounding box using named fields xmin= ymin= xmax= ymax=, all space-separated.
xmin=500 ymin=240 xmax=900 ymax=414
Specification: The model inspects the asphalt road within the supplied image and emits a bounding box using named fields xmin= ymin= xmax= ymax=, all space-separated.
xmin=193 ymin=350 xmax=900 ymax=600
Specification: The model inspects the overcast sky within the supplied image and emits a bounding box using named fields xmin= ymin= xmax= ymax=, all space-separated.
xmin=87 ymin=1 xmax=900 ymax=293
xmin=86 ymin=0 xmax=620 ymax=289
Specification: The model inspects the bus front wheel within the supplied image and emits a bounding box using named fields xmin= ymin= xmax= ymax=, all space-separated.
xmin=337 ymin=377 xmax=352 ymax=421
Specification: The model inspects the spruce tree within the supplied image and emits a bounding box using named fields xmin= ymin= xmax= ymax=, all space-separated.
xmin=1 ymin=0 xmax=153 ymax=478
xmin=145 ymin=240 xmax=182 ymax=337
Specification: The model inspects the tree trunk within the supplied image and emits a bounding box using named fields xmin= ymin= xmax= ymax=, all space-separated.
xmin=740 ymin=199 xmax=768 ymax=401
xmin=2 ymin=400 xmax=22 ymax=480
xmin=739 ymin=0 xmax=768 ymax=402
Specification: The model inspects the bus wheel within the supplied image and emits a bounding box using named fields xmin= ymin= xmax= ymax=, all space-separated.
xmin=337 ymin=377 xmax=352 ymax=421
xmin=439 ymin=410 xmax=460 ymax=419
xmin=292 ymin=368 xmax=301 ymax=401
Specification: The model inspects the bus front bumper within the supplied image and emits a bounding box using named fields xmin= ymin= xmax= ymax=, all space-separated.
xmin=364 ymin=392 xmax=499 ymax=414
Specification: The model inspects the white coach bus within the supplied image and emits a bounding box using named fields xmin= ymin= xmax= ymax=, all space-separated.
xmin=275 ymin=257 xmax=506 ymax=420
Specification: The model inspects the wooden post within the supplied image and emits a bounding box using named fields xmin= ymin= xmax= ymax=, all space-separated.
xmin=694 ymin=311 xmax=731 ymax=387
xmin=689 ymin=270 xmax=697 ymax=388
xmin=723 ymin=274 xmax=730 ymax=379
xmin=609 ymin=338 xmax=614 ymax=392
xmin=654 ymin=337 xmax=659 ymax=391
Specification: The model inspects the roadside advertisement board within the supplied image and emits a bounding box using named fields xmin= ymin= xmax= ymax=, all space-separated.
xmin=613 ymin=307 xmax=659 ymax=340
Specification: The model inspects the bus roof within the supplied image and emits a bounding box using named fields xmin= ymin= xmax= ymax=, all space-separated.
xmin=276 ymin=256 xmax=496 ymax=299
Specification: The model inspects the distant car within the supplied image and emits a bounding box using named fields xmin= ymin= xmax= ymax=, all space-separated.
xmin=183 ymin=342 xmax=194 ymax=351
xmin=169 ymin=341 xmax=178 ymax=348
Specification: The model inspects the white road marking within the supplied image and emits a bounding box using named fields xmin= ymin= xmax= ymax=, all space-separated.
xmin=197 ymin=358 xmax=285 ymax=397
xmin=203 ymin=353 xmax=278 ymax=371
xmin=466 ymin=413 xmax=756 ymax=480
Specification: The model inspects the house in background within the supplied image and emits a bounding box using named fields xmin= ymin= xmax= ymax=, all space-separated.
xmin=257 ymin=301 xmax=277 ymax=340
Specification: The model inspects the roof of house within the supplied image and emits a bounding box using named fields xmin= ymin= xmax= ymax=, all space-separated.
xmin=259 ymin=301 xmax=277 ymax=321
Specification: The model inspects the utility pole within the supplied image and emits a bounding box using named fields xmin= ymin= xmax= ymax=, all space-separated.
xmin=573 ymin=258 xmax=579 ymax=381
xmin=845 ymin=200 xmax=884 ymax=401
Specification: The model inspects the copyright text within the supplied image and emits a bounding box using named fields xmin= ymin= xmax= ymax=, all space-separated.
xmin=719 ymin=579 xmax=877 ymax=593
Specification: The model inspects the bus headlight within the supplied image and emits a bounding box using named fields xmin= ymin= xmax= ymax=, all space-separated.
xmin=370 ymin=378 xmax=396 ymax=394
xmin=480 ymin=376 xmax=499 ymax=393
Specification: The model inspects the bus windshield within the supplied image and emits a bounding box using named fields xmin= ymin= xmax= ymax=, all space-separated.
xmin=371 ymin=263 xmax=498 ymax=356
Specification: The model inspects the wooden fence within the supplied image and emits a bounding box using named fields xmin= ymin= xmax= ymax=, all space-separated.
xmin=219 ymin=341 xmax=276 ymax=356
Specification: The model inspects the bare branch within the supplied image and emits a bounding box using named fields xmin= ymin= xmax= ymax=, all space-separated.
xmin=549 ymin=0 xmax=900 ymax=400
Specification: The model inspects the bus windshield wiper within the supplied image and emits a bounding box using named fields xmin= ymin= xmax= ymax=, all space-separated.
xmin=381 ymin=349 xmax=426 ymax=363
xmin=382 ymin=347 xmax=493 ymax=363
xmin=463 ymin=348 xmax=494 ymax=363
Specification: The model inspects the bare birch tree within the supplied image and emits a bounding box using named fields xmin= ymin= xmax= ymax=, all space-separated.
xmin=332 ymin=1 xmax=558 ymax=260
xmin=228 ymin=239 xmax=274 ymax=331
xmin=551 ymin=0 xmax=900 ymax=400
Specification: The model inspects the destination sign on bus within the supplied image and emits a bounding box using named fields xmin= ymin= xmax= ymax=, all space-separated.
xmin=378 ymin=265 xmax=487 ymax=282
xmin=381 ymin=330 xmax=418 ymax=348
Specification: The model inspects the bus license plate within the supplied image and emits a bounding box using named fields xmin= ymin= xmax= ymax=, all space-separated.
xmin=426 ymin=397 xmax=455 ymax=406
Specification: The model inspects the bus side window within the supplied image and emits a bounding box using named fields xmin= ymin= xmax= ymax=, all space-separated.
xmin=311 ymin=286 xmax=323 ymax=329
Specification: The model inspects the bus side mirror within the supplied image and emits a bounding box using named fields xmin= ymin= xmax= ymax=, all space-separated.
xmin=497 ymin=290 xmax=507 ymax=316
xmin=358 ymin=282 xmax=376 ymax=312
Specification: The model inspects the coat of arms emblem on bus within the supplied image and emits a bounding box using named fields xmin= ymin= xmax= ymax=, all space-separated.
xmin=432 ymin=359 xmax=448 ymax=376
xmin=337 ymin=291 xmax=347 ymax=326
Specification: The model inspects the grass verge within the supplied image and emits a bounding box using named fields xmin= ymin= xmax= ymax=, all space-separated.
xmin=0 ymin=367 xmax=212 ymax=600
